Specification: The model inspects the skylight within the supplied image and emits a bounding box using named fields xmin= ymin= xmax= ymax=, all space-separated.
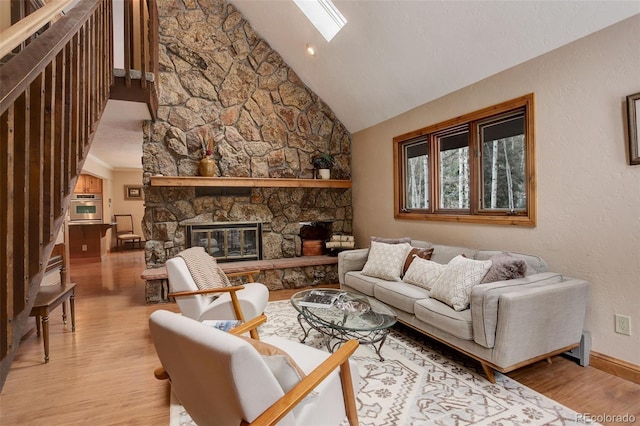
xmin=293 ymin=0 xmax=347 ymax=42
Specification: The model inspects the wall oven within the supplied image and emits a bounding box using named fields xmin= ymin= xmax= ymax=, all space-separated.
xmin=69 ymin=194 xmax=103 ymax=223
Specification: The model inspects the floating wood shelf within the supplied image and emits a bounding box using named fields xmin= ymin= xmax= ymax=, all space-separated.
xmin=149 ymin=176 xmax=352 ymax=189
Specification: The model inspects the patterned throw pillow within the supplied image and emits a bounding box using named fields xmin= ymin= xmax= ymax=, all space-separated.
xmin=402 ymin=257 xmax=446 ymax=290
xmin=402 ymin=247 xmax=435 ymax=275
xmin=239 ymin=336 xmax=306 ymax=393
xmin=362 ymin=241 xmax=412 ymax=281
xmin=480 ymin=252 xmax=527 ymax=283
xmin=429 ymin=255 xmax=492 ymax=311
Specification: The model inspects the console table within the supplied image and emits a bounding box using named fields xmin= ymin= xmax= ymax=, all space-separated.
xmin=30 ymin=283 xmax=77 ymax=363
xmin=29 ymin=243 xmax=77 ymax=363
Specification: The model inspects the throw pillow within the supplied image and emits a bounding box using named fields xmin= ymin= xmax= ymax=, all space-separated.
xmin=402 ymin=257 xmax=445 ymax=290
xmin=239 ymin=336 xmax=306 ymax=393
xmin=402 ymin=247 xmax=435 ymax=275
xmin=362 ymin=241 xmax=412 ymax=281
xmin=429 ymin=255 xmax=492 ymax=311
xmin=480 ymin=252 xmax=527 ymax=284
xmin=370 ymin=236 xmax=411 ymax=245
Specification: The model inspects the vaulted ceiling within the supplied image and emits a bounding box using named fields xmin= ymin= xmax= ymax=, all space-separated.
xmin=92 ymin=1 xmax=639 ymax=170
xmin=229 ymin=0 xmax=639 ymax=133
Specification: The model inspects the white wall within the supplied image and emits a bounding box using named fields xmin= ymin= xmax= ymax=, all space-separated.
xmin=351 ymin=16 xmax=640 ymax=365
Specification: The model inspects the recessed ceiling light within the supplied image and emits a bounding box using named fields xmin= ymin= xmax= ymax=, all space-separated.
xmin=306 ymin=43 xmax=317 ymax=56
xmin=293 ymin=0 xmax=347 ymax=42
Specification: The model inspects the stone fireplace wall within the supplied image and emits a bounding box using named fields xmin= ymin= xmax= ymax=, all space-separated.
xmin=141 ymin=0 xmax=352 ymax=288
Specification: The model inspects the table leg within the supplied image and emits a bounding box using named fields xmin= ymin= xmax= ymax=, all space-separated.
xmin=35 ymin=315 xmax=41 ymax=336
xmin=70 ymin=292 xmax=76 ymax=332
xmin=62 ymin=301 xmax=68 ymax=325
xmin=296 ymin=313 xmax=311 ymax=343
xmin=372 ymin=331 xmax=390 ymax=362
xmin=41 ymin=315 xmax=50 ymax=363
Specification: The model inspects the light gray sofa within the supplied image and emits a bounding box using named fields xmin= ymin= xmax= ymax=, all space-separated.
xmin=338 ymin=240 xmax=590 ymax=382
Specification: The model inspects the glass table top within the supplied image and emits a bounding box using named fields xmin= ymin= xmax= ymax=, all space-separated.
xmin=290 ymin=288 xmax=397 ymax=332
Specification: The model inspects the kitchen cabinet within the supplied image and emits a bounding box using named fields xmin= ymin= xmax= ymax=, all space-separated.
xmin=74 ymin=174 xmax=102 ymax=194
xmin=68 ymin=223 xmax=112 ymax=261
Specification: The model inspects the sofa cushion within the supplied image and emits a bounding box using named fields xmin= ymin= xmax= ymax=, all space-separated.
xmin=470 ymin=272 xmax=564 ymax=348
xmin=429 ymin=244 xmax=478 ymax=264
xmin=480 ymin=252 xmax=527 ymax=284
xmin=402 ymin=257 xmax=445 ymax=291
xmin=343 ymin=271 xmax=379 ymax=296
xmin=374 ymin=281 xmax=429 ymax=314
xmin=362 ymin=241 xmax=412 ymax=281
xmin=414 ymin=298 xmax=473 ymax=340
xmin=402 ymin=247 xmax=435 ymax=275
xmin=429 ymin=255 xmax=492 ymax=311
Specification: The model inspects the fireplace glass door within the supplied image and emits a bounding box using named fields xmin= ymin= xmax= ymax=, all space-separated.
xmin=187 ymin=222 xmax=262 ymax=262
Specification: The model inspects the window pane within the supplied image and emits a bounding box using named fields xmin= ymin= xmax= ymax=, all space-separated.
xmin=404 ymin=140 xmax=428 ymax=209
xmin=394 ymin=94 xmax=534 ymax=225
xmin=438 ymin=130 xmax=469 ymax=209
xmin=480 ymin=114 xmax=526 ymax=211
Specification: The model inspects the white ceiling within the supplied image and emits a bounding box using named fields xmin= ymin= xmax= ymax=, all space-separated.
xmin=89 ymin=100 xmax=151 ymax=170
xmin=90 ymin=1 xmax=639 ymax=170
xmin=230 ymin=0 xmax=639 ymax=133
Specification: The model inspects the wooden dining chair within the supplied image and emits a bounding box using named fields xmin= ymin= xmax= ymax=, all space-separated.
xmin=114 ymin=214 xmax=142 ymax=251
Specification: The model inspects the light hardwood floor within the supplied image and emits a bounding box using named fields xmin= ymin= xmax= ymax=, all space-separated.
xmin=1 ymin=249 xmax=638 ymax=425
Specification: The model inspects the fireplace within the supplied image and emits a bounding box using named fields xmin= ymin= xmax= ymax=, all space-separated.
xmin=186 ymin=222 xmax=262 ymax=263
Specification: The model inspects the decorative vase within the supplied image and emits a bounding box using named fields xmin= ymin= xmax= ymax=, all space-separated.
xmin=318 ymin=168 xmax=330 ymax=180
xmin=199 ymin=155 xmax=215 ymax=177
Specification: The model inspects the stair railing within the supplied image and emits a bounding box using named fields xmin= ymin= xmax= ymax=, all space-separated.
xmin=112 ymin=0 xmax=158 ymax=119
xmin=0 ymin=0 xmax=113 ymax=390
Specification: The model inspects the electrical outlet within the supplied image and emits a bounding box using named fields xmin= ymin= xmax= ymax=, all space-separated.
xmin=615 ymin=314 xmax=631 ymax=336
xmin=81 ymin=244 xmax=87 ymax=252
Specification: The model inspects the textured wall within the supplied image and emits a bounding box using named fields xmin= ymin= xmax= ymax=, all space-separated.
xmin=141 ymin=0 xmax=351 ymax=288
xmin=351 ymin=15 xmax=640 ymax=365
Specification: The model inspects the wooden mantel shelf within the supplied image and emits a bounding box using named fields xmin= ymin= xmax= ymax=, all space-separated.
xmin=149 ymin=176 xmax=352 ymax=189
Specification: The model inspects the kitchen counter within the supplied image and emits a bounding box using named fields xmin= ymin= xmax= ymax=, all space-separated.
xmin=68 ymin=222 xmax=114 ymax=262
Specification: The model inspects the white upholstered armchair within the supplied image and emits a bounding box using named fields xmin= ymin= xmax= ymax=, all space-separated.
xmin=165 ymin=254 xmax=269 ymax=338
xmin=150 ymin=310 xmax=360 ymax=426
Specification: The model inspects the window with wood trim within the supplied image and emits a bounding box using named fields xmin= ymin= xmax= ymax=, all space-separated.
xmin=393 ymin=94 xmax=536 ymax=226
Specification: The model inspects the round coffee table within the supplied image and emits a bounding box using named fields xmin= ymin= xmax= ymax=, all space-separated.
xmin=291 ymin=288 xmax=397 ymax=361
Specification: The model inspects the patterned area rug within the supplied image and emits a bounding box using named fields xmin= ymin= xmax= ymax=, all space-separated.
xmin=170 ymin=300 xmax=589 ymax=425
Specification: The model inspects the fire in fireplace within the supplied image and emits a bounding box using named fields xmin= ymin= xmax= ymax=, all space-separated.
xmin=186 ymin=222 xmax=262 ymax=263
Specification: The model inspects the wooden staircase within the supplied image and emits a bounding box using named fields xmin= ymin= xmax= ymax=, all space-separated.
xmin=0 ymin=0 xmax=157 ymax=390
